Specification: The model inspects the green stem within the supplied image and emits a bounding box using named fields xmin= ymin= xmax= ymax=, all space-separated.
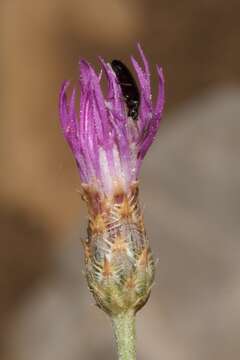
xmin=112 ymin=311 xmax=136 ymax=360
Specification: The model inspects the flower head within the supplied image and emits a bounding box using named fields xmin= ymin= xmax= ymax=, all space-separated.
xmin=59 ymin=45 xmax=164 ymax=316
xmin=59 ymin=44 xmax=164 ymax=197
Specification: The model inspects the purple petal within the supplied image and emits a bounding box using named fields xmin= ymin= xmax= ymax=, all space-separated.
xmin=155 ymin=65 xmax=165 ymax=118
xmin=59 ymin=45 xmax=165 ymax=194
xmin=59 ymin=81 xmax=70 ymax=131
xmin=99 ymin=57 xmax=125 ymax=121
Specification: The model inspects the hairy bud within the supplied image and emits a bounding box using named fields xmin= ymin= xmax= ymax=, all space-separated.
xmin=82 ymin=181 xmax=155 ymax=315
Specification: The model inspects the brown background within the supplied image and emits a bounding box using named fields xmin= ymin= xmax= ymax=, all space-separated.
xmin=1 ymin=1 xmax=240 ymax=359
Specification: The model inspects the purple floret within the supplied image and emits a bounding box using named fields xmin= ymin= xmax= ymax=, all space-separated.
xmin=59 ymin=44 xmax=164 ymax=195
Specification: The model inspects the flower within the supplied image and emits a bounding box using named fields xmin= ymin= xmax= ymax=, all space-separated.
xmin=59 ymin=44 xmax=164 ymax=197
xmin=59 ymin=44 xmax=165 ymax=316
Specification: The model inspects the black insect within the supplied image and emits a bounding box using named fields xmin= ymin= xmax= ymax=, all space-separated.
xmin=111 ymin=59 xmax=140 ymax=121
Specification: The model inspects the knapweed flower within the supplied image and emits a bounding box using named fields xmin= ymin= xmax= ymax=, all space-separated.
xmin=59 ymin=44 xmax=164 ymax=316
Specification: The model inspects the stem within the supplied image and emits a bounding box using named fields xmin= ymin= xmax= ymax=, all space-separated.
xmin=112 ymin=311 xmax=136 ymax=360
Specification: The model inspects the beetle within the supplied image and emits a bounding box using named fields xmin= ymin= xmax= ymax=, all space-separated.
xmin=111 ymin=59 xmax=140 ymax=121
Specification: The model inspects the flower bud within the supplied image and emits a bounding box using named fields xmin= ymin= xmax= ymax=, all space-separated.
xmin=82 ymin=181 xmax=155 ymax=315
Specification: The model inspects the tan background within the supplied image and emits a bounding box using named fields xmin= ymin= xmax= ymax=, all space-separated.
xmin=1 ymin=1 xmax=240 ymax=359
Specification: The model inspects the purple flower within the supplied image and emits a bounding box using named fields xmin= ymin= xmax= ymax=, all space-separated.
xmin=59 ymin=44 xmax=164 ymax=196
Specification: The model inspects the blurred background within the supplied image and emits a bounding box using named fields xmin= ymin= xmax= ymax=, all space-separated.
xmin=1 ymin=1 xmax=240 ymax=359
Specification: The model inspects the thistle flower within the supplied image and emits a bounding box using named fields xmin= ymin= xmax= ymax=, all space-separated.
xmin=59 ymin=44 xmax=164 ymax=357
